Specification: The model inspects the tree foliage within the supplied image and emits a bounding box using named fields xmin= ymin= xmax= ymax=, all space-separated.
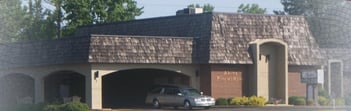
xmin=237 ymin=3 xmax=266 ymax=14
xmin=0 ymin=0 xmax=144 ymax=42
xmin=23 ymin=0 xmax=58 ymax=41
xmin=275 ymin=0 xmax=346 ymax=16
xmin=0 ymin=0 xmax=27 ymax=42
xmin=273 ymin=10 xmax=286 ymax=15
xmin=276 ymin=0 xmax=351 ymax=48
xmin=0 ymin=0 xmax=57 ymax=42
xmin=187 ymin=3 xmax=214 ymax=12
xmin=59 ymin=0 xmax=144 ymax=36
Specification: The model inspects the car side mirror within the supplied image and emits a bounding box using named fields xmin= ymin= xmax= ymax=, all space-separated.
xmin=200 ymin=92 xmax=204 ymax=95
xmin=177 ymin=93 xmax=183 ymax=96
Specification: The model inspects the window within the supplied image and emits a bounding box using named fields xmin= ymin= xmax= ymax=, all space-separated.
xmin=150 ymin=87 xmax=163 ymax=94
xmin=165 ymin=88 xmax=180 ymax=95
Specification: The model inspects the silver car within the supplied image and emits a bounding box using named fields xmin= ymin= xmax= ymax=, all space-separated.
xmin=145 ymin=84 xmax=215 ymax=110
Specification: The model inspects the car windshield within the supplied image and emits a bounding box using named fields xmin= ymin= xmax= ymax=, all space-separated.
xmin=182 ymin=88 xmax=201 ymax=96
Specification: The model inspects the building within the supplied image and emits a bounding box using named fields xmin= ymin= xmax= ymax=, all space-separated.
xmin=0 ymin=12 xmax=324 ymax=109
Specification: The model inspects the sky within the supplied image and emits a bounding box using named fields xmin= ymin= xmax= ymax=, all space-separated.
xmin=134 ymin=0 xmax=284 ymax=19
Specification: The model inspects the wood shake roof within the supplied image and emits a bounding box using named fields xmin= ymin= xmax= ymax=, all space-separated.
xmin=89 ymin=35 xmax=194 ymax=64
xmin=0 ymin=12 xmax=324 ymax=68
xmin=210 ymin=13 xmax=323 ymax=65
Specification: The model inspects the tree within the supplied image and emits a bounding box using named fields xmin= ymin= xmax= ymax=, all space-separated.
xmin=55 ymin=0 xmax=144 ymax=36
xmin=275 ymin=0 xmax=346 ymax=16
xmin=188 ymin=3 xmax=214 ymax=12
xmin=237 ymin=3 xmax=266 ymax=14
xmin=44 ymin=0 xmax=63 ymax=38
xmin=0 ymin=0 xmax=58 ymax=42
xmin=0 ymin=0 xmax=27 ymax=42
xmin=273 ymin=10 xmax=286 ymax=15
xmin=276 ymin=0 xmax=351 ymax=48
xmin=22 ymin=0 xmax=57 ymax=40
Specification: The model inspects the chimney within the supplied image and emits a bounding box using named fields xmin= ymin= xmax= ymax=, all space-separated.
xmin=176 ymin=7 xmax=203 ymax=16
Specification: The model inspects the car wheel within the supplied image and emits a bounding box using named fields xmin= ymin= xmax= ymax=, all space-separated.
xmin=153 ymin=100 xmax=160 ymax=109
xmin=184 ymin=101 xmax=192 ymax=110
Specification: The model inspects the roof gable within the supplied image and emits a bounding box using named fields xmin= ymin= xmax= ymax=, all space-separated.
xmin=209 ymin=13 xmax=323 ymax=65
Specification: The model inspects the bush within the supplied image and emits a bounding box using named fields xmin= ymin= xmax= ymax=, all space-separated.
xmin=228 ymin=96 xmax=266 ymax=106
xmin=247 ymin=96 xmax=266 ymax=106
xmin=306 ymin=100 xmax=315 ymax=106
xmin=229 ymin=96 xmax=249 ymax=105
xmin=288 ymin=96 xmax=298 ymax=105
xmin=289 ymin=96 xmax=306 ymax=105
xmin=43 ymin=102 xmax=89 ymax=111
xmin=335 ymin=98 xmax=345 ymax=106
xmin=61 ymin=102 xmax=89 ymax=111
xmin=318 ymin=96 xmax=329 ymax=106
xmin=43 ymin=104 xmax=61 ymax=111
xmin=294 ymin=98 xmax=306 ymax=105
xmin=215 ymin=98 xmax=228 ymax=105
xmin=318 ymin=88 xmax=329 ymax=98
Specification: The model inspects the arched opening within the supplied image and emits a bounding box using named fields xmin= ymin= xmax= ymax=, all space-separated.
xmin=0 ymin=73 xmax=34 ymax=105
xmin=249 ymin=39 xmax=288 ymax=104
xmin=102 ymin=69 xmax=190 ymax=108
xmin=257 ymin=42 xmax=287 ymax=102
xmin=44 ymin=71 xmax=85 ymax=103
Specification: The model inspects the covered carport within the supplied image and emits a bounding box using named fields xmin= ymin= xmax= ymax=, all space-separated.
xmin=102 ymin=68 xmax=190 ymax=108
xmin=44 ymin=71 xmax=86 ymax=103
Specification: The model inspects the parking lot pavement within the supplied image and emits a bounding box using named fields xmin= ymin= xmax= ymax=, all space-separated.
xmin=109 ymin=106 xmax=351 ymax=111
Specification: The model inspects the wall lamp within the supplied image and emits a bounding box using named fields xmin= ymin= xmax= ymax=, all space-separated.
xmin=94 ymin=71 xmax=99 ymax=79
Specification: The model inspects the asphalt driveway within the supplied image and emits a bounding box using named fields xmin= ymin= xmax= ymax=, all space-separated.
xmin=104 ymin=106 xmax=351 ymax=111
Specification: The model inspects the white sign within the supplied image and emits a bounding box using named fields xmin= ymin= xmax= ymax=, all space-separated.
xmin=317 ymin=69 xmax=324 ymax=84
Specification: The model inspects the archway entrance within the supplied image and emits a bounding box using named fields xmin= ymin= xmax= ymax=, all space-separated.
xmin=44 ymin=71 xmax=85 ymax=103
xmin=250 ymin=39 xmax=288 ymax=104
xmin=0 ymin=74 xmax=34 ymax=105
xmin=102 ymin=69 xmax=190 ymax=108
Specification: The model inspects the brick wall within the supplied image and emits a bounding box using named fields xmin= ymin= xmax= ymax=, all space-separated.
xmin=210 ymin=65 xmax=245 ymax=99
xmin=288 ymin=72 xmax=306 ymax=97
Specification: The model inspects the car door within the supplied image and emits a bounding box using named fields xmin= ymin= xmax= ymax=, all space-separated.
xmin=156 ymin=88 xmax=167 ymax=104
xmin=173 ymin=89 xmax=185 ymax=106
xmin=163 ymin=88 xmax=178 ymax=105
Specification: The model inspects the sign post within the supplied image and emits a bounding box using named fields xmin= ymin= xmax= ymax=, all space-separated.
xmin=301 ymin=69 xmax=324 ymax=106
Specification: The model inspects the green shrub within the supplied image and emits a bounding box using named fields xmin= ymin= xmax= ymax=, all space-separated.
xmin=306 ymin=100 xmax=315 ymax=106
xmin=294 ymin=98 xmax=306 ymax=105
xmin=335 ymin=98 xmax=345 ymax=106
xmin=318 ymin=96 xmax=329 ymax=106
xmin=289 ymin=96 xmax=306 ymax=105
xmin=43 ymin=104 xmax=61 ymax=111
xmin=318 ymin=88 xmax=329 ymax=98
xmin=43 ymin=102 xmax=89 ymax=111
xmin=247 ymin=96 xmax=266 ymax=106
xmin=61 ymin=102 xmax=89 ymax=111
xmin=288 ymin=96 xmax=298 ymax=105
xmin=215 ymin=98 xmax=228 ymax=105
xmin=229 ymin=96 xmax=249 ymax=105
xmin=227 ymin=97 xmax=234 ymax=105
